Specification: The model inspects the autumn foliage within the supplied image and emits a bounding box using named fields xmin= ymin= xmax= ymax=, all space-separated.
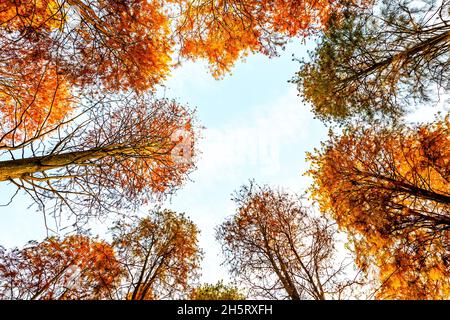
xmin=189 ymin=281 xmax=245 ymax=300
xmin=176 ymin=0 xmax=350 ymax=77
xmin=307 ymin=117 xmax=450 ymax=299
xmin=77 ymin=98 xmax=197 ymax=204
xmin=1 ymin=1 xmax=200 ymax=219
xmin=0 ymin=0 xmax=351 ymax=108
xmin=111 ymin=210 xmax=203 ymax=300
xmin=0 ymin=0 xmax=173 ymax=148
xmin=0 ymin=61 xmax=73 ymax=146
xmin=1 ymin=0 xmax=350 ymax=219
xmin=0 ymin=211 xmax=203 ymax=300
xmin=217 ymin=181 xmax=362 ymax=300
xmin=0 ymin=0 xmax=172 ymax=92
xmin=1 ymin=0 xmax=448 ymax=302
xmin=0 ymin=235 xmax=122 ymax=300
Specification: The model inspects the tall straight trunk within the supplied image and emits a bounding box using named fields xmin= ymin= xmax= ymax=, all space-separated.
xmin=0 ymin=145 xmax=152 ymax=181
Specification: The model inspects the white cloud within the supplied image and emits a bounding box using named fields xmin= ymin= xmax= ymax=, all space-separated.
xmin=406 ymin=93 xmax=449 ymax=123
xmin=192 ymin=87 xmax=313 ymax=186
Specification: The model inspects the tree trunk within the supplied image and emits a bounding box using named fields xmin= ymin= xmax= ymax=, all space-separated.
xmin=0 ymin=145 xmax=148 ymax=181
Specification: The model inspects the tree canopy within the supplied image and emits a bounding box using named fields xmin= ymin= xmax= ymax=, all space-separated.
xmin=0 ymin=210 xmax=203 ymax=300
xmin=189 ymin=280 xmax=245 ymax=300
xmin=112 ymin=210 xmax=203 ymax=300
xmin=0 ymin=94 xmax=197 ymax=225
xmin=0 ymin=235 xmax=122 ymax=299
xmin=175 ymin=0 xmax=351 ymax=77
xmin=217 ymin=181 xmax=363 ymax=300
xmin=307 ymin=116 xmax=450 ymax=298
xmin=294 ymin=0 xmax=449 ymax=123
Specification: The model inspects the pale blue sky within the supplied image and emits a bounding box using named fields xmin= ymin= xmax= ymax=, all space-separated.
xmin=0 ymin=39 xmax=329 ymax=284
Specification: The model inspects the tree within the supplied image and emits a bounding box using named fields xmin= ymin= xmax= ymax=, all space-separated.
xmin=307 ymin=116 xmax=450 ymax=299
xmin=189 ymin=280 xmax=245 ymax=300
xmin=0 ymin=235 xmax=123 ymax=300
xmin=0 ymin=95 xmax=197 ymax=225
xmin=175 ymin=0 xmax=356 ymax=77
xmin=217 ymin=181 xmax=362 ymax=300
xmin=1 ymin=0 xmax=176 ymax=154
xmin=0 ymin=0 xmax=173 ymax=93
xmin=1 ymin=1 xmax=203 ymax=225
xmin=294 ymin=0 xmax=449 ymax=123
xmin=111 ymin=210 xmax=203 ymax=300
